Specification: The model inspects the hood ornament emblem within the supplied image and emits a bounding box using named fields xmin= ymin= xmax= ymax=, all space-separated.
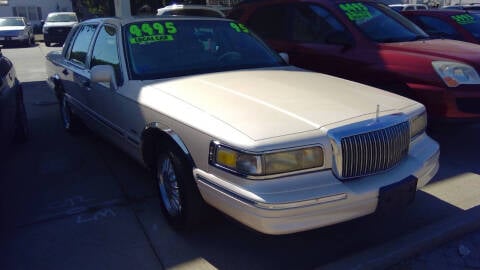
xmin=376 ymin=104 xmax=380 ymax=122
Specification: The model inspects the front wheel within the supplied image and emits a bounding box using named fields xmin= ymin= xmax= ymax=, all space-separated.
xmin=155 ymin=144 xmax=206 ymax=231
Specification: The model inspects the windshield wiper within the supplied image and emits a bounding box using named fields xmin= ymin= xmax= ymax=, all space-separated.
xmin=408 ymin=35 xmax=431 ymax=41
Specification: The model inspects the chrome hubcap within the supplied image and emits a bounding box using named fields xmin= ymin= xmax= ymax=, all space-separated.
xmin=157 ymin=155 xmax=182 ymax=217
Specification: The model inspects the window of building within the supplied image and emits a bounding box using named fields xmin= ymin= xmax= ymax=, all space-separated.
xmin=12 ymin=6 xmax=42 ymax=21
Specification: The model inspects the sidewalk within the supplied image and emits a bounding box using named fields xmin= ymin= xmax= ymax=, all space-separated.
xmin=321 ymin=173 xmax=480 ymax=270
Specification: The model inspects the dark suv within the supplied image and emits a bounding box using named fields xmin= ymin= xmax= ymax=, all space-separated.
xmin=229 ymin=0 xmax=480 ymax=121
xmin=42 ymin=12 xmax=78 ymax=47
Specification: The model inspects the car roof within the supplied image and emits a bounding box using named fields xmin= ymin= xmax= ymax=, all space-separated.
xmin=1 ymin=17 xmax=25 ymax=19
xmin=47 ymin=12 xmax=77 ymax=15
xmin=80 ymin=15 xmax=232 ymax=26
xmin=157 ymin=4 xmax=225 ymax=17
xmin=234 ymin=0 xmax=379 ymax=7
xmin=401 ymin=9 xmax=471 ymax=16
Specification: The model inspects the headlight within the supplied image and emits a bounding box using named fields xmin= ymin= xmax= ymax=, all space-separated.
xmin=432 ymin=61 xmax=480 ymax=87
xmin=209 ymin=142 xmax=324 ymax=177
xmin=409 ymin=111 xmax=427 ymax=139
xmin=14 ymin=30 xmax=27 ymax=38
xmin=43 ymin=27 xmax=48 ymax=34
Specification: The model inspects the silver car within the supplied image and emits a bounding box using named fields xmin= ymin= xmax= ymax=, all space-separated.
xmin=45 ymin=16 xmax=440 ymax=235
xmin=0 ymin=17 xmax=35 ymax=47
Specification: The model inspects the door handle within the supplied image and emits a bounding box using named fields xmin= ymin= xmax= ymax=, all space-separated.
xmin=62 ymin=69 xmax=69 ymax=75
xmin=82 ymin=80 xmax=91 ymax=91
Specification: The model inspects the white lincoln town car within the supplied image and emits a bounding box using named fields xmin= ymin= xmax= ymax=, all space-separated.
xmin=45 ymin=16 xmax=440 ymax=235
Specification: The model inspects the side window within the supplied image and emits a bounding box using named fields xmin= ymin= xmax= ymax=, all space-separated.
xmin=91 ymin=25 xmax=122 ymax=85
xmin=228 ymin=8 xmax=245 ymax=20
xmin=68 ymin=24 xmax=98 ymax=66
xmin=416 ymin=16 xmax=460 ymax=39
xmin=247 ymin=5 xmax=289 ymax=40
xmin=292 ymin=4 xmax=349 ymax=43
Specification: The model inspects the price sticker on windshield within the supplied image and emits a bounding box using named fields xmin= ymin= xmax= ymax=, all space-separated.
xmin=451 ymin=14 xmax=476 ymax=25
xmin=339 ymin=3 xmax=372 ymax=21
xmin=129 ymin=22 xmax=177 ymax=44
xmin=230 ymin=22 xmax=249 ymax=33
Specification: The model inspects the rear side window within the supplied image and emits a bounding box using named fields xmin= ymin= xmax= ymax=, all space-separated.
xmin=247 ymin=5 xmax=289 ymax=39
xmin=228 ymin=8 xmax=245 ymax=20
xmin=68 ymin=24 xmax=98 ymax=66
xmin=291 ymin=4 xmax=348 ymax=43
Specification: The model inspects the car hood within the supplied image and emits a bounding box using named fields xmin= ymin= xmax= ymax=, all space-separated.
xmin=145 ymin=68 xmax=416 ymax=140
xmin=380 ymin=39 xmax=480 ymax=62
xmin=43 ymin=21 xmax=77 ymax=27
xmin=0 ymin=26 xmax=25 ymax=32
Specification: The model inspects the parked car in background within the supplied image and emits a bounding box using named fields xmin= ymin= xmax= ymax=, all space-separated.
xmin=42 ymin=12 xmax=78 ymax=47
xmin=157 ymin=4 xmax=225 ymax=17
xmin=402 ymin=9 xmax=480 ymax=44
xmin=229 ymin=0 xmax=480 ymax=121
xmin=0 ymin=17 xmax=35 ymax=47
xmin=442 ymin=3 xmax=480 ymax=12
xmin=46 ymin=16 xmax=439 ymax=235
xmin=389 ymin=3 xmax=428 ymax=11
xmin=0 ymin=48 xmax=28 ymax=149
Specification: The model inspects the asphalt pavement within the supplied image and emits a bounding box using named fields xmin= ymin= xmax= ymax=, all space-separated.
xmin=1 ymin=41 xmax=480 ymax=270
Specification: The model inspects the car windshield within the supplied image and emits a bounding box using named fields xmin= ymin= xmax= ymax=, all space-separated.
xmin=125 ymin=19 xmax=285 ymax=80
xmin=452 ymin=13 xmax=480 ymax=40
xmin=0 ymin=18 xmax=25 ymax=27
xmin=338 ymin=2 xmax=429 ymax=42
xmin=46 ymin=13 xmax=78 ymax=22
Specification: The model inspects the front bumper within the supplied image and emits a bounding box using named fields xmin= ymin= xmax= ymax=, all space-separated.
xmin=409 ymin=83 xmax=480 ymax=121
xmin=0 ymin=36 xmax=29 ymax=45
xmin=194 ymin=134 xmax=440 ymax=235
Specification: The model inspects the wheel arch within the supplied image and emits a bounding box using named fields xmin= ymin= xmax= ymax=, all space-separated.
xmin=141 ymin=122 xmax=196 ymax=170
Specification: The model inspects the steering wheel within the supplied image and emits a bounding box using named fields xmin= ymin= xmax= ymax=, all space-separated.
xmin=217 ymin=51 xmax=242 ymax=62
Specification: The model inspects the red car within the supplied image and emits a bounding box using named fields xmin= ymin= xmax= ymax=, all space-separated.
xmin=401 ymin=9 xmax=480 ymax=44
xmin=229 ymin=0 xmax=480 ymax=121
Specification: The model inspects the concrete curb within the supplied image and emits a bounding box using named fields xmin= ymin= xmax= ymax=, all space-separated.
xmin=320 ymin=205 xmax=480 ymax=270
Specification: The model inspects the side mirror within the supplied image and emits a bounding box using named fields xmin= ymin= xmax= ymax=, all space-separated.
xmin=91 ymin=65 xmax=117 ymax=90
xmin=325 ymin=31 xmax=354 ymax=48
xmin=279 ymin=52 xmax=289 ymax=64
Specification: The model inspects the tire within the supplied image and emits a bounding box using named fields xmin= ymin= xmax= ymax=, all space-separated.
xmin=155 ymin=144 xmax=206 ymax=231
xmin=59 ymin=93 xmax=78 ymax=132
xmin=13 ymin=93 xmax=28 ymax=143
xmin=45 ymin=40 xmax=51 ymax=47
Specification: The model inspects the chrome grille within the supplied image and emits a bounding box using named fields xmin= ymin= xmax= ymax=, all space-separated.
xmin=340 ymin=121 xmax=410 ymax=179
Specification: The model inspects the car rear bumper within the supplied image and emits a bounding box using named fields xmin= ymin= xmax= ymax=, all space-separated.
xmin=194 ymin=134 xmax=440 ymax=235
